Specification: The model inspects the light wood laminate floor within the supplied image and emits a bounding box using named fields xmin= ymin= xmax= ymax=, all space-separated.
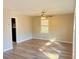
xmin=3 ymin=39 xmax=72 ymax=59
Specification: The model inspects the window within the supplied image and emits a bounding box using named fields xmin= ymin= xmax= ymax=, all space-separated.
xmin=40 ymin=19 xmax=48 ymax=33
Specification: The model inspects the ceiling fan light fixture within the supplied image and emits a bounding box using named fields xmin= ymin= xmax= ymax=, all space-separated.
xmin=41 ymin=11 xmax=47 ymax=20
xmin=41 ymin=16 xmax=46 ymax=20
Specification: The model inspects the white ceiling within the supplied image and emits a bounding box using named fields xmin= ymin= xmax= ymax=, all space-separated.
xmin=4 ymin=0 xmax=75 ymax=16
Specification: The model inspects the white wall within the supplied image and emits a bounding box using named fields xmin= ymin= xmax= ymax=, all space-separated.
xmin=32 ymin=14 xmax=74 ymax=43
xmin=3 ymin=8 xmax=33 ymax=52
xmin=10 ymin=14 xmax=32 ymax=43
xmin=3 ymin=8 xmax=13 ymax=52
xmin=10 ymin=11 xmax=33 ymax=43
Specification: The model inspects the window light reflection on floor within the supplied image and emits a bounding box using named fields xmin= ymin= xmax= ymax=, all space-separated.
xmin=39 ymin=49 xmax=59 ymax=59
xmin=38 ymin=37 xmax=59 ymax=59
xmin=45 ymin=37 xmax=56 ymax=46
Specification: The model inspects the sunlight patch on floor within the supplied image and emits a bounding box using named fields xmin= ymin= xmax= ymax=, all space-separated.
xmin=51 ymin=47 xmax=61 ymax=54
xmin=45 ymin=37 xmax=56 ymax=46
xmin=39 ymin=49 xmax=59 ymax=59
xmin=54 ymin=42 xmax=65 ymax=48
xmin=49 ymin=37 xmax=56 ymax=42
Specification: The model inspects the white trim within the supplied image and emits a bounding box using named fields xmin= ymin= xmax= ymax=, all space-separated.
xmin=33 ymin=37 xmax=72 ymax=43
xmin=33 ymin=38 xmax=72 ymax=43
xmin=3 ymin=47 xmax=13 ymax=52
xmin=55 ymin=40 xmax=72 ymax=43
xmin=17 ymin=37 xmax=32 ymax=43
xmin=32 ymin=38 xmax=50 ymax=40
xmin=32 ymin=36 xmax=50 ymax=40
xmin=32 ymin=38 xmax=44 ymax=40
xmin=73 ymin=12 xmax=76 ymax=59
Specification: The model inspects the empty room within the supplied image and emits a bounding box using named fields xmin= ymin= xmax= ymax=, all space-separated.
xmin=3 ymin=0 xmax=75 ymax=59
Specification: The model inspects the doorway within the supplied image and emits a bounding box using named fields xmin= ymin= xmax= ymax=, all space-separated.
xmin=11 ymin=18 xmax=16 ymax=43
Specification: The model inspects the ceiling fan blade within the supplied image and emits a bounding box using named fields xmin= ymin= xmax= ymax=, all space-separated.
xmin=47 ymin=15 xmax=53 ymax=17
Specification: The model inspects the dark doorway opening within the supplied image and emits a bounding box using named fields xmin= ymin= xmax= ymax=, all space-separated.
xmin=11 ymin=18 xmax=16 ymax=42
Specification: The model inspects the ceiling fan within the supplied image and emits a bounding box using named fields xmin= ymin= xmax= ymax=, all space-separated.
xmin=40 ymin=11 xmax=53 ymax=20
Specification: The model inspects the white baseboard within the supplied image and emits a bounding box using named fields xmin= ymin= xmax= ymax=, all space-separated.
xmin=3 ymin=47 xmax=13 ymax=52
xmin=56 ymin=40 xmax=72 ymax=43
xmin=17 ymin=37 xmax=32 ymax=43
xmin=33 ymin=37 xmax=72 ymax=43
xmin=32 ymin=37 xmax=44 ymax=39
xmin=32 ymin=36 xmax=49 ymax=40
xmin=32 ymin=38 xmax=49 ymax=40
